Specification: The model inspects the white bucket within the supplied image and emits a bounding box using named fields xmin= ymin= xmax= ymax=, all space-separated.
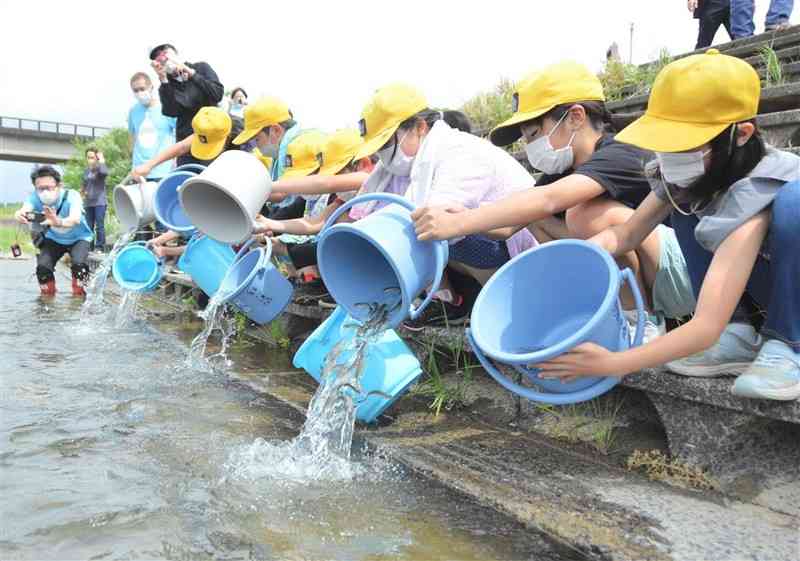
xmin=113 ymin=180 xmax=158 ymax=231
xmin=178 ymin=150 xmax=272 ymax=244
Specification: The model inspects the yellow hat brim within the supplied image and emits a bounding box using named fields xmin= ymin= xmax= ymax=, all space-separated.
xmin=232 ymin=126 xmax=260 ymax=145
xmin=489 ymin=105 xmax=555 ymax=146
xmin=191 ymin=137 xmax=226 ymax=160
xmin=319 ymin=156 xmax=354 ymax=176
xmin=280 ymin=164 xmax=320 ymax=178
xmin=615 ymin=113 xmax=731 ymax=153
xmin=352 ymin=125 xmax=398 ymax=161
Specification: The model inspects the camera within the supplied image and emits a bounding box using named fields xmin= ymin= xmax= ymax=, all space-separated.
xmin=25 ymin=212 xmax=46 ymax=224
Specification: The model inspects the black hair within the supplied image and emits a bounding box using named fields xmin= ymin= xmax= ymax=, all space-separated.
xmin=30 ymin=165 xmax=61 ymax=185
xmin=531 ymin=101 xmax=615 ymax=133
xmin=398 ymin=109 xmax=473 ymax=134
xmin=646 ymin=121 xmax=766 ymax=208
xmin=279 ymin=117 xmax=296 ymax=130
xmin=149 ymin=43 xmax=177 ymax=60
xmin=230 ymin=87 xmax=248 ymax=100
xmin=85 ymin=146 xmax=98 ymax=156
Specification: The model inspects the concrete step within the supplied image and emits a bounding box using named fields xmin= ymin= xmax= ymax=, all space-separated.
xmin=607 ymin=80 xmax=800 ymax=115
xmin=639 ymin=25 xmax=800 ymax=67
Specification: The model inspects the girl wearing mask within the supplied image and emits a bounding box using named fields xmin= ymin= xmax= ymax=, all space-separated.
xmin=351 ymin=83 xmax=538 ymax=328
xmin=412 ymin=62 xmax=695 ymax=339
xmin=534 ymin=50 xmax=800 ymax=401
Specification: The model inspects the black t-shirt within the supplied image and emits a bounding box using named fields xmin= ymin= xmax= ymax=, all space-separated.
xmin=537 ymin=134 xmax=653 ymax=211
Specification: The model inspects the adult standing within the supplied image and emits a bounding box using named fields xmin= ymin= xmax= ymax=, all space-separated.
xmin=81 ymin=148 xmax=107 ymax=252
xmin=128 ymin=71 xmax=176 ymax=182
xmin=730 ymin=0 xmax=794 ymax=38
xmin=149 ymin=43 xmax=224 ymax=165
xmin=689 ymin=0 xmax=732 ymax=49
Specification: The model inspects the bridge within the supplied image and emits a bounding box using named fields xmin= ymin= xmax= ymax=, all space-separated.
xmin=0 ymin=116 xmax=112 ymax=164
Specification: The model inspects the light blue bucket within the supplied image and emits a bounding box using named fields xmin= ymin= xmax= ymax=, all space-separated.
xmin=112 ymin=241 xmax=163 ymax=292
xmin=467 ymin=240 xmax=645 ymax=405
xmin=316 ymin=193 xmax=448 ymax=329
xmin=153 ymin=171 xmax=198 ymax=233
xmin=293 ymin=306 xmax=422 ymax=423
xmin=177 ymin=234 xmax=235 ymax=297
xmin=216 ymin=238 xmax=293 ymax=325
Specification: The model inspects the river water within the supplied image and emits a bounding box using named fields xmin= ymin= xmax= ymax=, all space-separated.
xmin=0 ymin=259 xmax=575 ymax=560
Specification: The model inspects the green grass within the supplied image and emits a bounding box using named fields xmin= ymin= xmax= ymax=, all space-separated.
xmin=0 ymin=225 xmax=35 ymax=256
xmin=598 ymin=49 xmax=672 ymax=102
xmin=0 ymin=203 xmax=23 ymax=219
xmin=759 ymin=44 xmax=784 ymax=87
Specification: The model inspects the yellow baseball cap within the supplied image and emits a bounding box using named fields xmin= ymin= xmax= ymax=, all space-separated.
xmin=615 ymin=49 xmax=760 ymax=152
xmin=352 ymin=83 xmax=428 ymax=160
xmin=490 ymin=61 xmax=605 ymax=146
xmin=319 ymin=128 xmax=364 ymax=176
xmin=280 ymin=130 xmax=327 ymax=178
xmin=191 ymin=107 xmax=232 ymax=160
xmin=252 ymin=147 xmax=273 ymax=171
xmin=233 ymin=96 xmax=292 ymax=145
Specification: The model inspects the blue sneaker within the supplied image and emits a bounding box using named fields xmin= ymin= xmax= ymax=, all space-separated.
xmin=665 ymin=323 xmax=762 ymax=377
xmin=732 ymin=340 xmax=800 ymax=401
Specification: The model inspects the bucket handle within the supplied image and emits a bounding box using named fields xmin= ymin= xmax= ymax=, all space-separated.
xmin=466 ymin=329 xmax=619 ymax=405
xmin=320 ymin=192 xmax=448 ymax=320
xmin=232 ymin=236 xmax=272 ymax=269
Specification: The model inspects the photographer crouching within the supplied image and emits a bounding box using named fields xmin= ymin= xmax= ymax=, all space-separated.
xmin=13 ymin=166 xmax=94 ymax=297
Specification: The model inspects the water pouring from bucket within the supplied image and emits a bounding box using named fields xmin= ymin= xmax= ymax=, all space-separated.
xmin=179 ymin=150 xmax=272 ymax=244
xmin=214 ymin=237 xmax=293 ymax=325
xmin=467 ymin=240 xmax=645 ymax=405
xmin=316 ymin=192 xmax=449 ymax=329
xmin=153 ymin=170 xmax=200 ymax=234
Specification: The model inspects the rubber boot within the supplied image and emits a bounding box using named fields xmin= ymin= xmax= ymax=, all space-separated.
xmin=71 ymin=274 xmax=86 ymax=297
xmin=40 ymin=279 xmax=56 ymax=296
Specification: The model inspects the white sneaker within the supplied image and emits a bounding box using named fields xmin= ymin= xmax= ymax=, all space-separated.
xmin=731 ymin=340 xmax=800 ymax=401
xmin=666 ymin=323 xmax=762 ymax=377
xmin=623 ymin=310 xmax=665 ymax=345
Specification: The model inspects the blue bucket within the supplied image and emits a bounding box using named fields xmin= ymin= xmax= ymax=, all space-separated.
xmin=216 ymin=238 xmax=293 ymax=325
xmin=467 ymin=240 xmax=645 ymax=405
xmin=112 ymin=242 xmax=163 ymax=292
xmin=177 ymin=234 xmax=235 ymax=297
xmin=316 ymin=193 xmax=448 ymax=329
xmin=153 ymin=171 xmax=197 ymax=233
xmin=293 ymin=306 xmax=422 ymax=423
xmin=173 ymin=163 xmax=207 ymax=175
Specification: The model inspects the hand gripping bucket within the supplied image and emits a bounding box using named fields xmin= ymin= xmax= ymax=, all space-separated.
xmin=216 ymin=238 xmax=293 ymax=325
xmin=293 ymin=306 xmax=423 ymax=423
xmin=153 ymin=170 xmax=199 ymax=233
xmin=316 ymin=193 xmax=448 ymax=329
xmin=112 ymin=242 xmax=163 ymax=292
xmin=467 ymin=240 xmax=645 ymax=405
xmin=112 ymin=176 xmax=158 ymax=231
xmin=179 ymin=150 xmax=272 ymax=244
xmin=177 ymin=234 xmax=235 ymax=297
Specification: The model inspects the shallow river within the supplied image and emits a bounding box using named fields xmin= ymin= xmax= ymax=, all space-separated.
xmin=1 ymin=259 xmax=576 ymax=560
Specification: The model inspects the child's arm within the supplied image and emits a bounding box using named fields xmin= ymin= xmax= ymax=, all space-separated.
xmin=589 ymin=192 xmax=672 ymax=257
xmin=132 ymin=136 xmax=192 ymax=179
xmin=412 ymin=174 xmax=605 ymax=241
xmin=271 ymin=172 xmax=368 ymax=196
xmin=536 ymin=211 xmax=771 ymax=379
xmin=255 ymin=200 xmax=341 ymax=236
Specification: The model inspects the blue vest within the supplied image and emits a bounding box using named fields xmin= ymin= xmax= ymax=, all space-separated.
xmin=28 ymin=189 xmax=94 ymax=245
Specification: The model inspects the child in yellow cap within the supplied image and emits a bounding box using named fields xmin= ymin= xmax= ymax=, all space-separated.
xmin=350 ymin=83 xmax=536 ymax=328
xmin=413 ymin=61 xmax=695 ymax=340
xmin=535 ymin=50 xmax=800 ymax=402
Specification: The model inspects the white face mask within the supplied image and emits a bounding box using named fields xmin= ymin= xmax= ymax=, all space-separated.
xmin=229 ymin=102 xmax=244 ymax=118
xmin=258 ymin=130 xmax=279 ymax=160
xmin=379 ymin=129 xmax=415 ymax=177
xmin=39 ymin=189 xmax=60 ymax=206
xmin=656 ymin=150 xmax=710 ymax=188
xmin=524 ymin=112 xmax=575 ymax=175
xmin=135 ymin=89 xmax=153 ymax=106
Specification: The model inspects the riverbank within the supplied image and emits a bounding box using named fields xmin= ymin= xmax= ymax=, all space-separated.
xmin=87 ymin=260 xmax=799 ymax=561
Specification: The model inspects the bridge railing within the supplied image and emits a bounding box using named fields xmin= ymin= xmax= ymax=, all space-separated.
xmin=0 ymin=116 xmax=112 ymax=139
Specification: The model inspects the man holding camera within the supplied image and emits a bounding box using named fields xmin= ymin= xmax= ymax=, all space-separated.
xmin=14 ymin=166 xmax=94 ymax=297
xmin=149 ymin=43 xmax=224 ymax=166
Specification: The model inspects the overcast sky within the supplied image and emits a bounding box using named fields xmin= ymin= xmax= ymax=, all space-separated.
xmin=0 ymin=0 xmax=779 ymax=202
